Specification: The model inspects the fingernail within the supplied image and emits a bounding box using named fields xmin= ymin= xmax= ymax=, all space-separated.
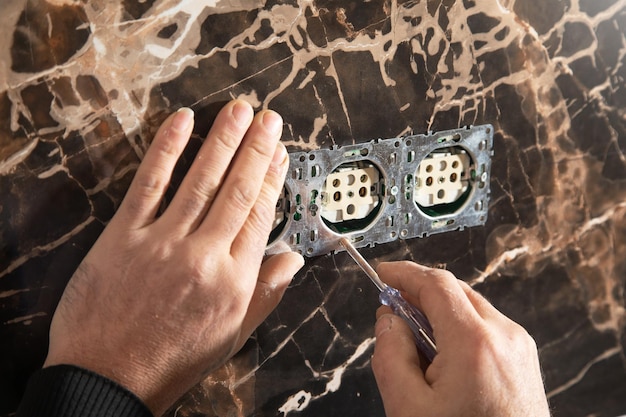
xmin=262 ymin=111 xmax=283 ymax=135
xmin=375 ymin=314 xmax=393 ymax=338
xmin=231 ymin=100 xmax=252 ymax=126
xmin=172 ymin=108 xmax=194 ymax=131
xmin=271 ymin=142 xmax=288 ymax=170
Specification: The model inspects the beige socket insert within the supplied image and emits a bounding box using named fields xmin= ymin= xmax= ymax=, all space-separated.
xmin=321 ymin=165 xmax=380 ymax=222
xmin=415 ymin=151 xmax=470 ymax=207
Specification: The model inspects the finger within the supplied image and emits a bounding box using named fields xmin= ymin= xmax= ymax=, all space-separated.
xmin=376 ymin=261 xmax=482 ymax=343
xmin=376 ymin=305 xmax=429 ymax=372
xmin=237 ymin=251 xmax=304 ymax=347
xmin=372 ymin=313 xmax=433 ymax=415
xmin=198 ymin=110 xmax=284 ymax=246
xmin=230 ymin=141 xmax=288 ymax=261
xmin=116 ymin=108 xmax=194 ymax=229
xmin=161 ymin=100 xmax=254 ymax=235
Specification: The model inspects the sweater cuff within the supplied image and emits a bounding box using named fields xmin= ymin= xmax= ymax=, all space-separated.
xmin=17 ymin=364 xmax=153 ymax=417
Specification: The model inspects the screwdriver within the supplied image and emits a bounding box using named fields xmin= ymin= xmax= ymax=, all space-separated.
xmin=339 ymin=237 xmax=438 ymax=363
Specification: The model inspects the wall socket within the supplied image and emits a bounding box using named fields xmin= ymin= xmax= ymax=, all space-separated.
xmin=266 ymin=125 xmax=494 ymax=257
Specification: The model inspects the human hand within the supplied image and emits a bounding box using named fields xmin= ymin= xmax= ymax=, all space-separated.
xmin=43 ymin=100 xmax=304 ymax=416
xmin=371 ymin=261 xmax=550 ymax=417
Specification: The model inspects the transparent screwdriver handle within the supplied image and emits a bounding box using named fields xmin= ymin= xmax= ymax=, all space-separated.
xmin=379 ymin=286 xmax=438 ymax=363
xmin=337 ymin=237 xmax=438 ymax=363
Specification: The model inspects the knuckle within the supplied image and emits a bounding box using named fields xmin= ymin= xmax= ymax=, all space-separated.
xmin=265 ymin=160 xmax=287 ymax=183
xmin=124 ymin=169 xmax=168 ymax=214
xmin=423 ymin=268 xmax=460 ymax=296
xmin=179 ymin=248 xmax=246 ymax=307
xmin=464 ymin=326 xmax=504 ymax=369
xmin=227 ymin=176 xmax=257 ymax=212
xmin=474 ymin=326 xmax=500 ymax=353
xmin=256 ymin=186 xmax=280 ymax=219
xmin=177 ymin=177 xmax=217 ymax=217
xmin=472 ymin=321 xmax=537 ymax=367
xmin=134 ymin=170 xmax=161 ymax=193
xmin=428 ymin=267 xmax=457 ymax=283
xmin=213 ymin=129 xmax=242 ymax=155
xmin=524 ymin=332 xmax=539 ymax=351
xmin=246 ymin=203 xmax=274 ymax=238
xmin=510 ymin=323 xmax=538 ymax=353
xmin=153 ymin=133 xmax=183 ymax=157
xmin=243 ymin=132 xmax=276 ymax=164
xmin=134 ymin=171 xmax=164 ymax=195
xmin=178 ymin=195 xmax=207 ymax=218
xmin=422 ymin=272 xmax=455 ymax=296
xmin=122 ymin=195 xmax=144 ymax=218
xmin=184 ymin=254 xmax=215 ymax=287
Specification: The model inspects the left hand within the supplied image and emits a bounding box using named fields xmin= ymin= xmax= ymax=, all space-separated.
xmin=43 ymin=100 xmax=304 ymax=416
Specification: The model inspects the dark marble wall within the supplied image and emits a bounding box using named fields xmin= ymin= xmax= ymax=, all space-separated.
xmin=1 ymin=0 xmax=626 ymax=416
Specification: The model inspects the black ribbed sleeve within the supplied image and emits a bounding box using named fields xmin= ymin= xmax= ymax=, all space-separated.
xmin=16 ymin=365 xmax=153 ymax=417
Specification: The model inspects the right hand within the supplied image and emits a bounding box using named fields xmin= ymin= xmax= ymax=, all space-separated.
xmin=371 ymin=261 xmax=550 ymax=417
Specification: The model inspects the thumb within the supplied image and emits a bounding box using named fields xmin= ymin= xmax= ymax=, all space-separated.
xmin=372 ymin=313 xmax=433 ymax=415
xmin=238 ymin=251 xmax=304 ymax=343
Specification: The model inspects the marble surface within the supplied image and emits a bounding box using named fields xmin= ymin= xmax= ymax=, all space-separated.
xmin=1 ymin=0 xmax=626 ymax=416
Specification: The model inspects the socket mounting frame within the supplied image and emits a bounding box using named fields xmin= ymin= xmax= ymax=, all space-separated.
xmin=266 ymin=124 xmax=494 ymax=257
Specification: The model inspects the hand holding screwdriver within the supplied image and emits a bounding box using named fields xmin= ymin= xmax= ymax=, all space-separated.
xmin=370 ymin=260 xmax=551 ymax=417
xmin=339 ymin=238 xmax=437 ymax=363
